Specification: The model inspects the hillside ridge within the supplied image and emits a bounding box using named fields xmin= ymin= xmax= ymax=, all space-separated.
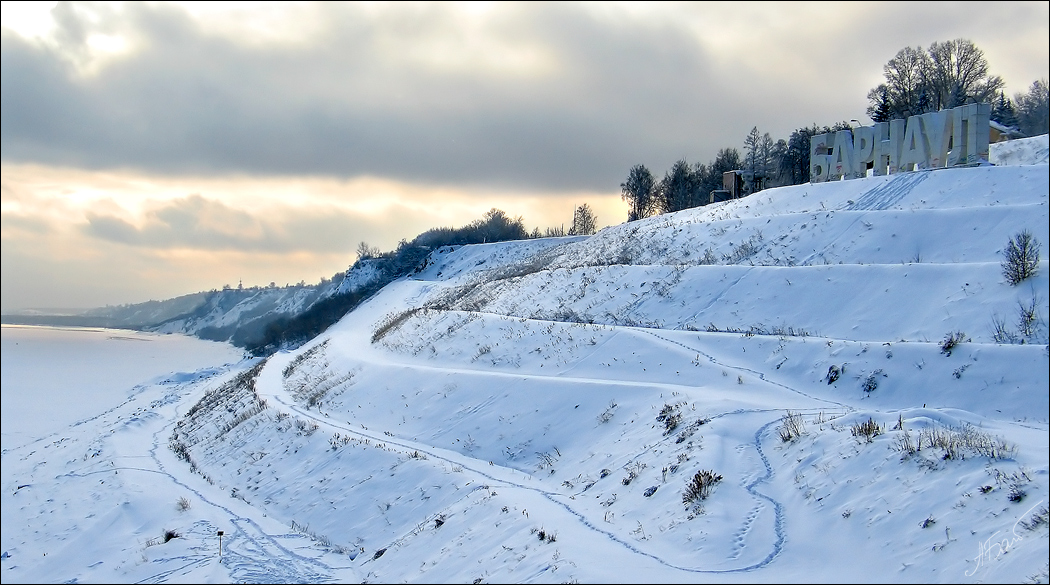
xmin=162 ymin=137 xmax=1048 ymax=582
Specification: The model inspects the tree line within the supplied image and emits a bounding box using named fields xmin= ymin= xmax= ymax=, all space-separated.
xmin=620 ymin=119 xmax=854 ymax=221
xmin=622 ymin=38 xmax=1049 ymax=222
xmin=358 ymin=205 xmax=598 ymax=264
xmin=866 ymin=38 xmax=1047 ymax=137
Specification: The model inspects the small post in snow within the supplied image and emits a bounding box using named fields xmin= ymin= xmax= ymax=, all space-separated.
xmin=217 ymin=530 xmax=224 ymax=559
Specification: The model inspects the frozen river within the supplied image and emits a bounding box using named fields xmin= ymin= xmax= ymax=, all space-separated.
xmin=1 ymin=325 xmax=245 ymax=450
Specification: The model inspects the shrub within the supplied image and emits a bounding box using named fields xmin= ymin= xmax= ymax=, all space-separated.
xmin=283 ymin=340 xmax=328 ymax=378
xmin=176 ymin=496 xmax=191 ymax=512
xmin=991 ymin=313 xmax=1017 ymax=343
xmin=163 ymin=529 xmax=180 ymax=543
xmin=901 ymin=423 xmax=1016 ymax=460
xmin=682 ymin=469 xmax=723 ymax=506
xmin=723 ymin=236 xmax=761 ymax=264
xmin=675 ymin=418 xmax=708 ymax=444
xmin=825 ymin=365 xmax=842 ymax=384
xmin=777 ymin=410 xmax=806 ymax=442
xmin=1019 ymin=506 xmax=1049 ymax=531
xmin=656 ymin=403 xmax=683 ymax=434
xmin=372 ymin=308 xmax=422 ymax=343
xmin=940 ymin=331 xmax=969 ymax=356
xmin=1017 ymin=297 xmax=1041 ymax=338
xmin=1002 ymin=230 xmax=1040 ymax=285
xmin=851 ymin=417 xmax=883 ymax=442
xmin=862 ymin=370 xmax=884 ymax=392
xmin=992 ymin=297 xmax=1047 ymax=344
xmin=1008 ymin=485 xmax=1027 ymax=503
xmin=894 ymin=429 xmax=916 ymax=455
xmin=471 ymin=345 xmax=492 ymax=361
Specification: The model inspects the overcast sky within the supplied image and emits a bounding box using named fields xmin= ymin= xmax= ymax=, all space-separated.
xmin=2 ymin=1 xmax=1048 ymax=313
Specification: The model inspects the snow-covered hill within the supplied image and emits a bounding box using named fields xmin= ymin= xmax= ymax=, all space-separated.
xmin=147 ymin=281 xmax=344 ymax=344
xmin=0 ymin=281 xmax=347 ymax=347
xmin=2 ymin=135 xmax=1048 ymax=583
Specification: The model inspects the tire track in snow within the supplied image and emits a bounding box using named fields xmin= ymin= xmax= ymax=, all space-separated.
xmin=846 ymin=171 xmax=931 ymax=211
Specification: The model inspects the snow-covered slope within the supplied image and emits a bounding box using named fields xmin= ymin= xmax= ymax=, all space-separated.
xmin=1 ymin=275 xmax=348 ymax=349
xmin=148 ymin=282 xmax=342 ymax=342
xmin=991 ymin=133 xmax=1050 ymax=166
xmin=2 ymin=135 xmax=1048 ymax=584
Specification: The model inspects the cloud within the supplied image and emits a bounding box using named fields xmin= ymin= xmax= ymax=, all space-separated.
xmin=1 ymin=2 xmax=1046 ymax=313
xmin=0 ymin=161 xmax=628 ymax=311
xmin=79 ymin=193 xmax=373 ymax=253
xmin=5 ymin=2 xmax=1042 ymax=193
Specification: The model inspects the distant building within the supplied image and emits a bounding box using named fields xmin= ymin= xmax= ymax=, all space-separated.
xmin=989 ymin=119 xmax=1024 ymax=142
xmin=710 ymin=170 xmax=748 ymax=203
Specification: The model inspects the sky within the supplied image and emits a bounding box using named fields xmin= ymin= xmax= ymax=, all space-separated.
xmin=2 ymin=1 xmax=1048 ymax=313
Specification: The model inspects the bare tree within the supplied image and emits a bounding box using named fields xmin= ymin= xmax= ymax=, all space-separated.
xmin=927 ymin=39 xmax=1003 ymax=110
xmin=866 ymin=46 xmax=932 ymax=121
xmin=767 ymin=137 xmax=788 ymax=187
xmin=621 ymin=164 xmax=658 ymax=221
xmin=356 ymin=241 xmax=381 ymax=260
xmin=568 ymin=203 xmax=597 ymax=236
xmin=1015 ymin=78 xmax=1049 ymax=137
xmin=866 ymin=39 xmax=1003 ymax=121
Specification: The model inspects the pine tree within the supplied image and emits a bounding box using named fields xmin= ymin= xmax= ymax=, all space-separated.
xmin=780 ymin=128 xmax=812 ymax=185
xmin=657 ymin=159 xmax=701 ymax=213
xmin=870 ymin=86 xmax=892 ymax=122
xmin=916 ymin=87 xmax=931 ymax=114
xmin=992 ymin=91 xmax=1020 ymax=130
xmin=743 ymin=127 xmax=762 ymax=193
xmin=758 ymin=133 xmax=775 ymax=191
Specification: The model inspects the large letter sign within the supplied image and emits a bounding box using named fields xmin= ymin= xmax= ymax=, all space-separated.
xmin=810 ymin=103 xmax=990 ymax=183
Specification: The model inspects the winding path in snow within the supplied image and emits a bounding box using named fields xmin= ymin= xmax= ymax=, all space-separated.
xmin=59 ymin=367 xmax=351 ymax=584
xmin=252 ymin=314 xmax=861 ymax=575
